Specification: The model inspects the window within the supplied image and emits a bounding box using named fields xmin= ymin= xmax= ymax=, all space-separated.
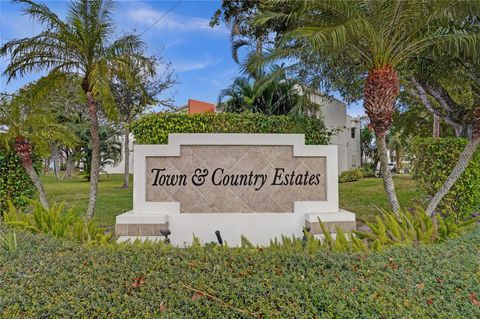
xmin=351 ymin=127 xmax=356 ymax=139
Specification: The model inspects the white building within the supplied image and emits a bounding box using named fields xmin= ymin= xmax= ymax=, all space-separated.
xmin=104 ymin=97 xmax=361 ymax=174
xmin=309 ymin=94 xmax=361 ymax=173
xmin=103 ymin=134 xmax=134 ymax=174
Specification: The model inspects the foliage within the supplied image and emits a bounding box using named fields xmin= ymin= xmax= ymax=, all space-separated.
xmin=0 ymin=84 xmax=77 ymax=156
xmin=2 ymin=200 xmax=112 ymax=246
xmin=0 ymin=230 xmax=17 ymax=253
xmin=252 ymin=0 xmax=480 ymax=84
xmin=76 ymin=123 xmax=122 ymax=181
xmin=339 ymin=168 xmax=364 ymax=183
xmin=0 ymin=150 xmax=39 ymax=211
xmin=1 ymin=225 xmax=479 ymax=318
xmin=219 ymin=65 xmax=319 ymax=116
xmin=360 ymin=164 xmax=376 ymax=178
xmin=131 ymin=112 xmax=332 ymax=145
xmin=1 ymin=0 xmax=155 ymax=120
xmin=411 ymin=137 xmax=480 ymax=220
xmin=354 ymin=210 xmax=478 ymax=251
xmin=1 ymin=0 xmax=157 ymax=218
xmin=360 ymin=124 xmax=378 ymax=165
xmin=111 ymin=52 xmax=177 ymax=127
xmin=273 ymin=209 xmax=476 ymax=253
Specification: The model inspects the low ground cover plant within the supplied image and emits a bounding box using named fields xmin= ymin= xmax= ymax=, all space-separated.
xmin=0 ymin=225 xmax=479 ymax=318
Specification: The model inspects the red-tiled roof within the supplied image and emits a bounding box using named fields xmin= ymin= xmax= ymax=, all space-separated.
xmin=188 ymin=99 xmax=215 ymax=114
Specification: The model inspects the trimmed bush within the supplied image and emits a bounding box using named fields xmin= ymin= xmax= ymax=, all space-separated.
xmin=411 ymin=138 xmax=480 ymax=220
xmin=130 ymin=112 xmax=332 ymax=145
xmin=339 ymin=167 xmax=364 ymax=183
xmin=0 ymin=226 xmax=479 ymax=318
xmin=0 ymin=149 xmax=39 ymax=211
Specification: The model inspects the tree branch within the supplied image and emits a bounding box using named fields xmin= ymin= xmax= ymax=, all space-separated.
xmin=409 ymin=77 xmax=464 ymax=136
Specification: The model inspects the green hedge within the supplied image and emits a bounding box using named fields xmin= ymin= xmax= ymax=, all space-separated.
xmin=130 ymin=112 xmax=332 ymax=145
xmin=0 ymin=150 xmax=38 ymax=211
xmin=339 ymin=168 xmax=364 ymax=183
xmin=1 ymin=226 xmax=479 ymax=318
xmin=411 ymin=138 xmax=480 ymax=220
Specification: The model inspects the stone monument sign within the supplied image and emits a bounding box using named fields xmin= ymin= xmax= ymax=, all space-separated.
xmin=115 ymin=134 xmax=355 ymax=246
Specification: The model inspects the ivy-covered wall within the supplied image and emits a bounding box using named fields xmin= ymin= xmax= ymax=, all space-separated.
xmin=0 ymin=149 xmax=39 ymax=211
xmin=411 ymin=138 xmax=480 ymax=220
xmin=130 ymin=112 xmax=332 ymax=145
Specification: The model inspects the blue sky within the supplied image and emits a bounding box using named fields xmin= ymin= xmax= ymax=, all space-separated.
xmin=0 ymin=0 xmax=364 ymax=116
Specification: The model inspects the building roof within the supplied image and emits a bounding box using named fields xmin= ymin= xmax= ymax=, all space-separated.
xmin=174 ymin=99 xmax=216 ymax=114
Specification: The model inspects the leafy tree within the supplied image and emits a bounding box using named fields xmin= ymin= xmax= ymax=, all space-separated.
xmin=25 ymin=74 xmax=85 ymax=180
xmin=360 ymin=124 xmax=378 ymax=169
xmin=219 ymin=65 xmax=318 ymax=116
xmin=1 ymin=0 xmax=155 ymax=219
xmin=407 ymin=52 xmax=480 ymax=216
xmin=0 ymin=84 xmax=75 ymax=209
xmin=211 ymin=0 xmax=268 ymax=65
xmin=253 ymin=0 xmax=480 ymax=216
xmin=111 ymin=53 xmax=176 ymax=188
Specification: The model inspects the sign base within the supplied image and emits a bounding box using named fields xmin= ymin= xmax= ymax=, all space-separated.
xmin=115 ymin=210 xmax=355 ymax=246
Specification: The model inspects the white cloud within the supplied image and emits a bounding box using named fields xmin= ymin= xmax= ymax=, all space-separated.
xmin=126 ymin=7 xmax=228 ymax=35
xmin=174 ymin=57 xmax=222 ymax=72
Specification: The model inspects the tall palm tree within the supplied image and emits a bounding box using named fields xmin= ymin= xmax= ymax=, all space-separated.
xmin=1 ymin=0 xmax=155 ymax=219
xmin=253 ymin=0 xmax=480 ymax=215
xmin=0 ymin=91 xmax=75 ymax=209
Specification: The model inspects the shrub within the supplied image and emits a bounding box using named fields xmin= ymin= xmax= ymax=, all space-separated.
xmin=411 ymin=138 xmax=480 ymax=220
xmin=273 ymin=209 xmax=476 ymax=253
xmin=130 ymin=112 xmax=332 ymax=145
xmin=3 ymin=200 xmax=112 ymax=246
xmin=353 ymin=210 xmax=478 ymax=251
xmin=0 ymin=149 xmax=40 ymax=211
xmin=360 ymin=164 xmax=376 ymax=177
xmin=339 ymin=167 xmax=364 ymax=183
xmin=0 ymin=226 xmax=479 ymax=318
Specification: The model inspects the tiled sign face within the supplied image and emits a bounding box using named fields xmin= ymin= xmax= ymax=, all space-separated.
xmin=146 ymin=145 xmax=326 ymax=213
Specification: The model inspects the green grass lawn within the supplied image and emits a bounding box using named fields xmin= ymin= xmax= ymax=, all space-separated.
xmin=340 ymin=175 xmax=418 ymax=223
xmin=42 ymin=173 xmax=132 ymax=227
xmin=42 ymin=173 xmax=418 ymax=226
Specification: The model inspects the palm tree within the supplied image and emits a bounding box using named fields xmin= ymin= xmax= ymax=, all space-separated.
xmin=76 ymin=123 xmax=122 ymax=182
xmin=219 ymin=66 xmax=318 ymax=116
xmin=1 ymin=0 xmax=155 ymax=219
xmin=0 ymin=90 xmax=75 ymax=209
xmin=253 ymin=0 xmax=480 ymax=215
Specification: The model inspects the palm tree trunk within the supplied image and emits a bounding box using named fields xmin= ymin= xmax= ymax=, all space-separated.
xmin=14 ymin=138 xmax=49 ymax=209
xmin=122 ymin=129 xmax=130 ymax=189
xmin=364 ymin=65 xmax=401 ymax=216
xmin=396 ymin=146 xmax=403 ymax=173
xmin=24 ymin=163 xmax=50 ymax=209
xmin=86 ymin=92 xmax=100 ymax=220
xmin=52 ymin=143 xmax=61 ymax=180
xmin=433 ymin=114 xmax=440 ymax=138
xmin=376 ymin=132 xmax=400 ymax=215
xmin=425 ymin=137 xmax=479 ymax=216
xmin=64 ymin=153 xmax=75 ymax=180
